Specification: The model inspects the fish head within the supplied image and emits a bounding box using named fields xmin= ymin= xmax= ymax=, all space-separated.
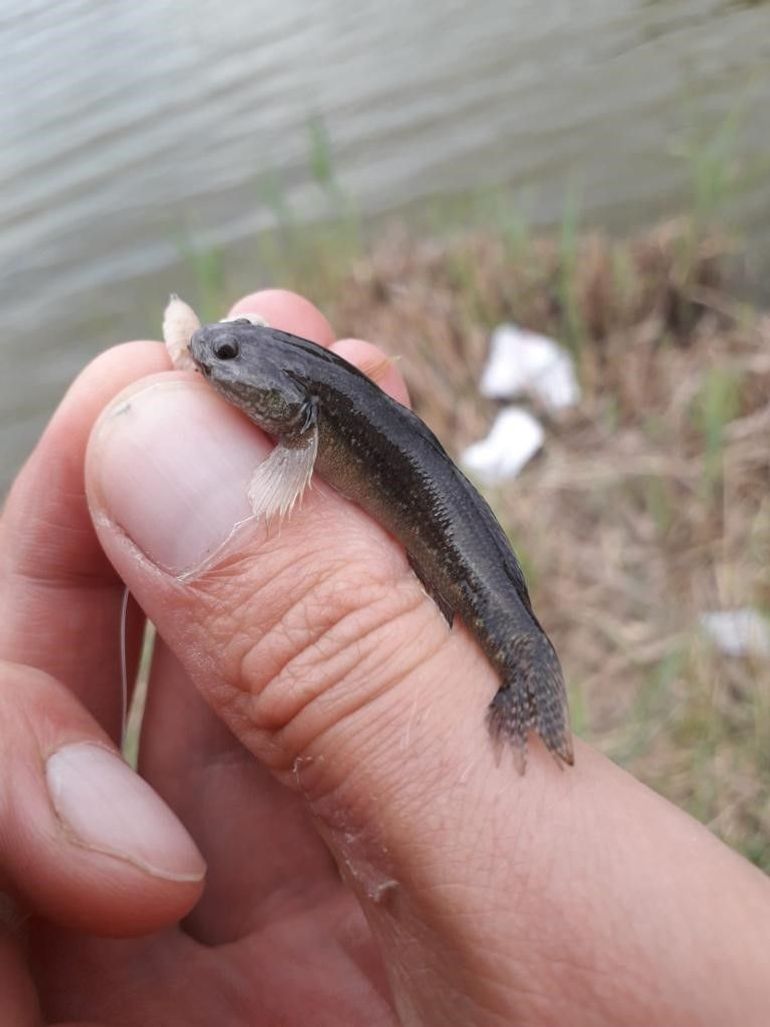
xmin=190 ymin=320 xmax=312 ymax=439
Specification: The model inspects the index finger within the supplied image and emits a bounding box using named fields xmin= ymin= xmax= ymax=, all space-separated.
xmin=228 ymin=289 xmax=336 ymax=346
xmin=0 ymin=341 xmax=169 ymax=733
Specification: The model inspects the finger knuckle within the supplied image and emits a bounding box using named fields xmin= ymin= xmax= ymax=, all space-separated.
xmin=191 ymin=537 xmax=440 ymax=770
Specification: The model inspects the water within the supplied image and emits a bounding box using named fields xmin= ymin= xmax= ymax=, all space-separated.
xmin=2 ymin=0 xmax=769 ymax=492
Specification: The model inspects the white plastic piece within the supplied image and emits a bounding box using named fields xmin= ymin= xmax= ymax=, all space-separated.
xmin=480 ymin=323 xmax=580 ymax=411
xmin=461 ymin=406 xmax=544 ymax=485
xmin=699 ymin=609 xmax=770 ymax=659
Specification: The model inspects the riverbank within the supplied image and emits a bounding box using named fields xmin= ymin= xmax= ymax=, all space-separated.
xmin=278 ymin=216 xmax=769 ymax=868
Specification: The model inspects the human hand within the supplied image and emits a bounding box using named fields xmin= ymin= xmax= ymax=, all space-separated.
xmin=2 ymin=290 xmax=769 ymax=1026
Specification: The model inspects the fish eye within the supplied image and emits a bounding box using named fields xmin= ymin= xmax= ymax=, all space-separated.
xmin=213 ymin=338 xmax=239 ymax=360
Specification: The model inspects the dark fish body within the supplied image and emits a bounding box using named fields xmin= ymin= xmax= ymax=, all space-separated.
xmin=190 ymin=321 xmax=573 ymax=767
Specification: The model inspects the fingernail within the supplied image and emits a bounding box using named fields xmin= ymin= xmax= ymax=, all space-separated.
xmin=88 ymin=378 xmax=270 ymax=575
xmin=46 ymin=743 xmax=206 ymax=881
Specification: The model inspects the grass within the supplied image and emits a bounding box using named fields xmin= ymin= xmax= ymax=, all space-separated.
xmin=557 ymin=186 xmax=587 ymax=356
xmin=325 ymin=218 xmax=770 ymax=871
xmin=693 ymin=365 xmax=743 ymax=494
xmin=175 ymin=113 xmax=362 ymax=318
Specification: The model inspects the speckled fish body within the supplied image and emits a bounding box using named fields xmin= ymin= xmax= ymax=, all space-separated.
xmin=189 ymin=320 xmax=573 ymax=768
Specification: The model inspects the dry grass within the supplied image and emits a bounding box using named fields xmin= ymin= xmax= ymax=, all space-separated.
xmin=326 ymin=219 xmax=770 ymax=869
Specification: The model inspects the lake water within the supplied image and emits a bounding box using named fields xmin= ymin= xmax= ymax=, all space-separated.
xmin=2 ymin=0 xmax=769 ymax=491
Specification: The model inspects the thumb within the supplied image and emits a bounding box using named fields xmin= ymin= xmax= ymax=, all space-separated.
xmin=85 ymin=366 xmax=562 ymax=1016
xmin=0 ymin=660 xmax=205 ymax=935
xmin=85 ymin=372 xmax=511 ymax=781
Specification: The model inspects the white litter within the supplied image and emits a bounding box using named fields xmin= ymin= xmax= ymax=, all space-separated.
xmin=699 ymin=609 xmax=770 ymax=659
xmin=480 ymin=323 xmax=581 ymax=411
xmin=461 ymin=406 xmax=544 ymax=485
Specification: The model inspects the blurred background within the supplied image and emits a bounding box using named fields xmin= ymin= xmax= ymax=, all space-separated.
xmin=2 ymin=0 xmax=769 ymax=865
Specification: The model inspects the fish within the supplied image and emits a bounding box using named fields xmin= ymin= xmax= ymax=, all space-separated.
xmin=188 ymin=318 xmax=574 ymax=769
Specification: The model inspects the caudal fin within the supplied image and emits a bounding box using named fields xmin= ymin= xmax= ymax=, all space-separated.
xmin=486 ymin=630 xmax=574 ymax=772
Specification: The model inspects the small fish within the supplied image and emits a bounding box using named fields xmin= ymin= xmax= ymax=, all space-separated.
xmin=188 ymin=318 xmax=574 ymax=769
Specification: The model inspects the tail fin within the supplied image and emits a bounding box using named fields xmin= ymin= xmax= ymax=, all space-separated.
xmin=486 ymin=630 xmax=573 ymax=772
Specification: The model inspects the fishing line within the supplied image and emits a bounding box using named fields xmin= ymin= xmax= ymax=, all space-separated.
xmin=119 ymin=585 xmax=129 ymax=746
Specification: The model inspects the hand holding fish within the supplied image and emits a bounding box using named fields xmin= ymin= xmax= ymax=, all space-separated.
xmin=0 ymin=289 xmax=768 ymax=1025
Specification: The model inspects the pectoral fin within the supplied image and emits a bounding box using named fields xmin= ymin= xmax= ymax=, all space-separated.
xmin=407 ymin=552 xmax=455 ymax=627
xmin=247 ymin=428 xmax=319 ymax=523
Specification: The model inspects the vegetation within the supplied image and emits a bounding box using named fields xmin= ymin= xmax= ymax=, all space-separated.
xmin=334 ymin=221 xmax=768 ymax=869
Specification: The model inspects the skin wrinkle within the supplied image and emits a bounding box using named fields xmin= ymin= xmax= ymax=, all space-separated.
xmin=298 ymin=693 xmax=405 ymax=800
xmin=211 ymin=571 xmax=349 ymax=714
xmin=280 ymin=621 xmax=428 ymax=765
xmin=177 ymin=493 xmax=440 ymax=766
xmin=288 ymin=601 xmax=448 ymax=757
xmin=315 ymin=590 xmax=479 ymax=760
xmin=302 ymin=641 xmax=474 ymax=824
xmin=164 ymin=540 xmax=413 ymax=775
xmin=245 ymin=584 xmax=440 ymax=775
xmin=250 ymin=587 xmax=404 ymax=726
xmin=182 ymin=546 xmax=267 ymax=595
xmin=238 ymin=560 xmax=385 ymax=689
xmin=175 ymin=524 xmax=265 ymax=587
xmin=253 ymin=580 xmax=429 ymax=734
xmin=185 ymin=523 xmax=359 ymax=662
xmin=303 ymin=688 xmax=415 ymax=801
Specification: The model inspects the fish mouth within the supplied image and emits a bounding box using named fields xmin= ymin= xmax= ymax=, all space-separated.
xmin=188 ymin=338 xmax=211 ymax=377
xmin=188 ymin=350 xmax=211 ymax=377
xmin=189 ymin=327 xmax=212 ymax=375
